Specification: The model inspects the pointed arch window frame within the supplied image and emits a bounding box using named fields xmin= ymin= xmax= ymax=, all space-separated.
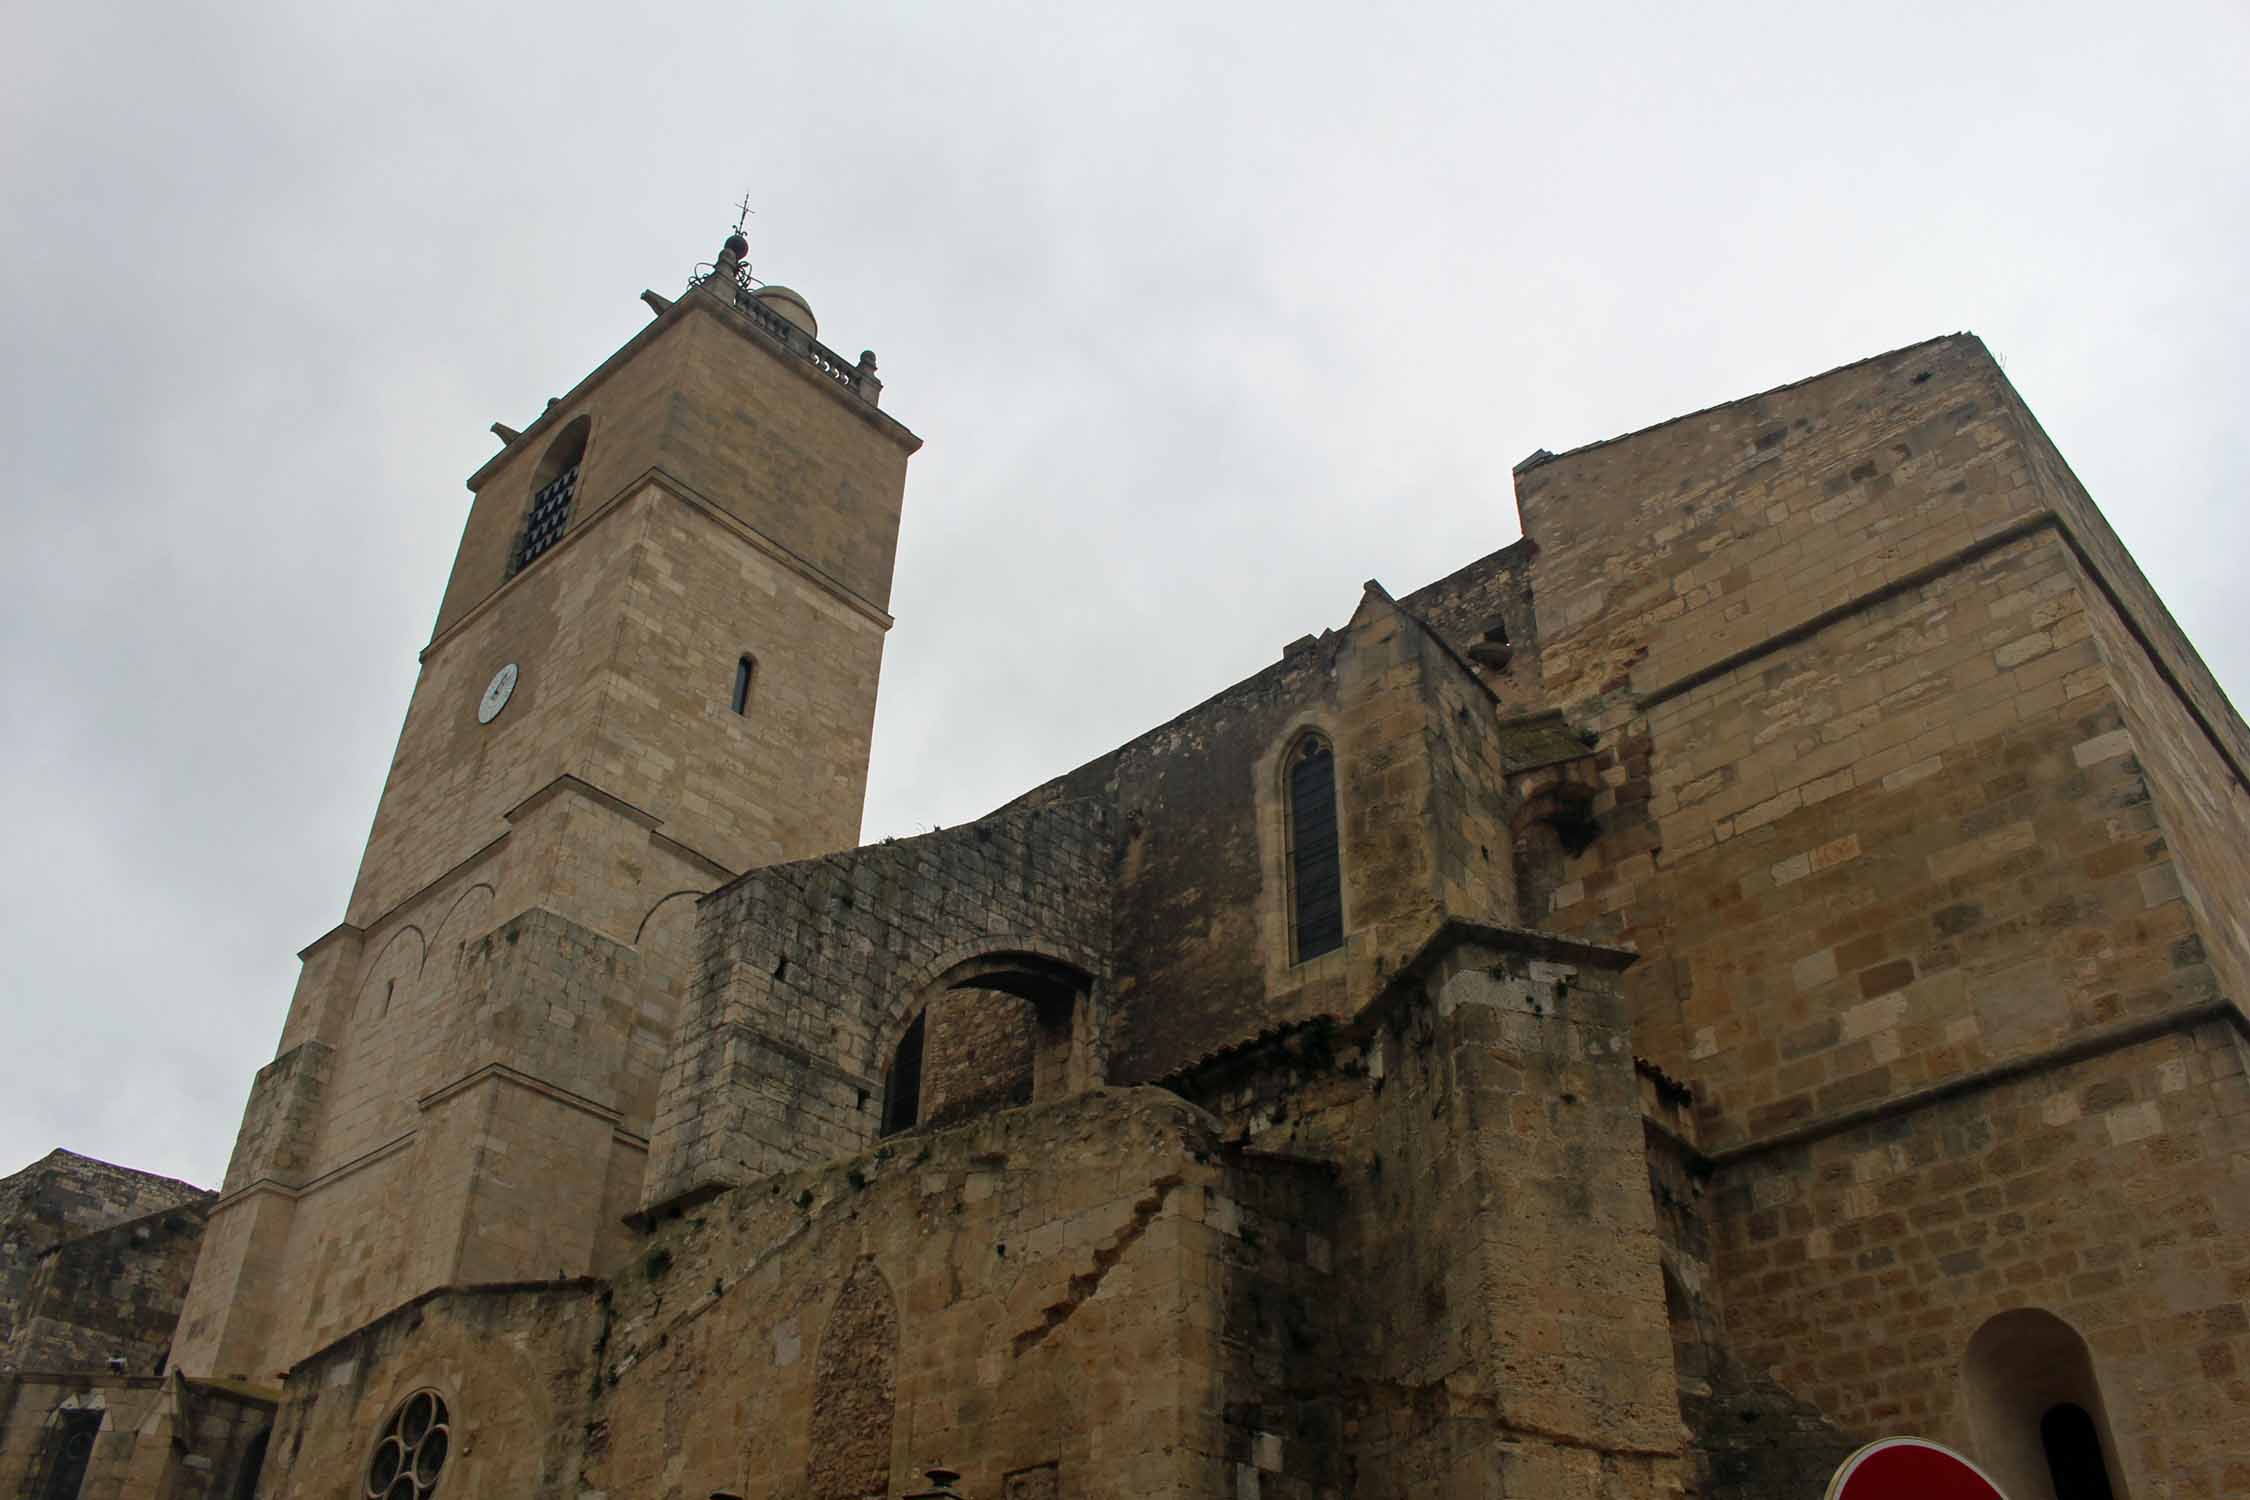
xmin=1284 ymin=731 xmax=1344 ymax=964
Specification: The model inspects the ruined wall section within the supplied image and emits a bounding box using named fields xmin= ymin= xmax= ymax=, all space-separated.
xmin=0 ymin=1153 xmax=207 ymax=1367
xmin=1396 ymin=538 xmax=1544 ymax=712
xmin=8 ymin=1202 xmax=207 ymax=1376
xmin=1164 ymin=928 xmax=1684 ymax=1500
xmin=600 ymin=1089 xmax=1240 ymax=1500
xmin=645 ymin=801 xmax=1113 ymax=1207
xmin=0 ymin=1373 xmax=272 ymax=1500
xmin=1405 ymin=605 xmax=1518 ymax=927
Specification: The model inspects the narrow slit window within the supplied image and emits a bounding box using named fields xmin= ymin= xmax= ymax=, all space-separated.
xmin=881 ymin=1011 xmax=925 ymax=1137
xmin=732 ymin=656 xmax=754 ymax=716
xmin=1289 ymin=736 xmax=1343 ymax=961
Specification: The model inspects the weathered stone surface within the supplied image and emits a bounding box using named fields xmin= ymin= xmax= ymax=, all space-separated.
xmin=53 ymin=249 xmax=2249 ymax=1500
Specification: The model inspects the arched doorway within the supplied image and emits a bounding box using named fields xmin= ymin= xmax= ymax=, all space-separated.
xmin=1962 ymin=1308 xmax=2126 ymax=1500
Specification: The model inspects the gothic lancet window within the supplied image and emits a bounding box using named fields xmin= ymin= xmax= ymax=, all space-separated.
xmin=732 ymin=655 xmax=755 ymax=716
xmin=509 ymin=416 xmax=590 ymax=577
xmin=36 ymin=1410 xmax=101 ymax=1500
xmin=881 ymin=1010 xmax=925 ymax=1136
xmin=1288 ymin=735 xmax=1343 ymax=961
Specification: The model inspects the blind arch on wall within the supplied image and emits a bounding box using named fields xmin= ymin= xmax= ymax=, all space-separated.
xmin=1286 ymin=732 xmax=1342 ymax=962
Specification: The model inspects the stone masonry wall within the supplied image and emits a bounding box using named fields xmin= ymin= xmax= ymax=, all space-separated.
xmin=1509 ymin=335 xmax=2250 ymax=1494
xmin=646 ymin=800 xmax=1113 ymax=1206
xmin=0 ymin=1373 xmax=270 ymax=1500
xmin=1602 ymin=533 xmax=2214 ymax=1146
xmin=436 ymin=284 xmax=915 ymax=636
xmin=1397 ymin=538 xmax=1544 ymax=713
xmin=9 ymin=1202 xmax=208 ymax=1376
xmin=1709 ymin=1017 xmax=2250 ymax=1496
xmin=254 ymin=1281 xmax=602 ymax=1500
xmin=1020 ymin=588 xmax=1517 ymax=1086
xmin=602 ymin=1088 xmax=1241 ymax=1500
xmin=1165 ymin=926 xmax=1686 ymax=1500
xmin=1517 ymin=335 xmax=2030 ymax=726
xmin=2014 ymin=380 xmax=2250 ymax=1023
xmin=0 ymin=1153 xmax=207 ymax=1371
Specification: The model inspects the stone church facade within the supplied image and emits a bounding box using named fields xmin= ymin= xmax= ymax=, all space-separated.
xmin=4 ymin=230 xmax=2247 ymax=1500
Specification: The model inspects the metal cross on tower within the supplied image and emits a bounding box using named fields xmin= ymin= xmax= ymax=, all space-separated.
xmin=732 ymin=193 xmax=755 ymax=236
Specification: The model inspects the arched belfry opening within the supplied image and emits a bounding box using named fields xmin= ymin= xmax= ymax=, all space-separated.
xmin=878 ymin=952 xmax=1097 ymax=1135
xmin=510 ymin=414 xmax=591 ymax=576
xmin=1963 ymin=1308 xmax=2128 ymax=1500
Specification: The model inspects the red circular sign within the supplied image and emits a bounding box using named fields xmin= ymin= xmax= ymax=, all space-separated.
xmin=1825 ymin=1438 xmax=2009 ymax=1500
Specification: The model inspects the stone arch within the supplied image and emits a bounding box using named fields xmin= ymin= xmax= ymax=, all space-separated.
xmin=807 ymin=1260 xmax=899 ymax=1500
xmin=1963 ymin=1307 xmax=2128 ymax=1500
xmin=630 ymin=889 xmax=710 ymax=1109
xmin=635 ymin=888 xmax=708 ymax=947
xmin=876 ymin=949 xmax=1101 ymax=1133
xmin=530 ymin=413 xmax=591 ymax=491
xmin=354 ymin=925 xmax=428 ymax=1024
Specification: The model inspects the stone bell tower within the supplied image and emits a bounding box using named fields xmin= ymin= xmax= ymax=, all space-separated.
xmin=172 ymin=228 xmax=922 ymax=1380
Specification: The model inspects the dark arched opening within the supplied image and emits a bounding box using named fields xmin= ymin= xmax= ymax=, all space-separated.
xmin=1287 ymin=735 xmax=1342 ymax=961
xmin=510 ymin=414 xmax=591 ymax=576
xmin=879 ymin=951 xmax=1096 ymax=1135
xmin=2041 ymin=1403 xmax=2115 ymax=1500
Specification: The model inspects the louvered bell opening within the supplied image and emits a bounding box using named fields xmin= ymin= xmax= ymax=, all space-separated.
xmin=510 ymin=464 xmax=581 ymax=576
xmin=1291 ymin=744 xmax=1343 ymax=961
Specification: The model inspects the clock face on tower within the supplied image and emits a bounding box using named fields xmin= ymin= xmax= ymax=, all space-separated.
xmin=478 ymin=662 xmax=519 ymax=724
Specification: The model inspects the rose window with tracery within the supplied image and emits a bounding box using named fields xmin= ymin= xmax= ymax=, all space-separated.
xmin=365 ymin=1390 xmax=451 ymax=1499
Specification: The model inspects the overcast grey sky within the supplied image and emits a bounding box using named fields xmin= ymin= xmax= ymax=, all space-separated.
xmin=3 ymin=2 xmax=2245 ymax=1186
